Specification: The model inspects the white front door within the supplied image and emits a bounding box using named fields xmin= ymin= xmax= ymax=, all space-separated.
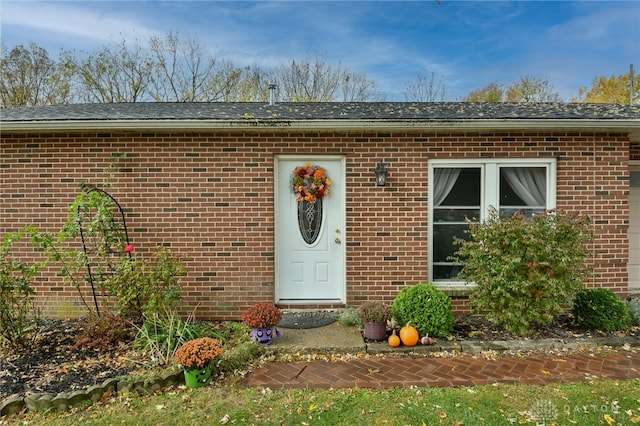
xmin=275 ymin=156 xmax=345 ymax=303
xmin=629 ymin=164 xmax=640 ymax=294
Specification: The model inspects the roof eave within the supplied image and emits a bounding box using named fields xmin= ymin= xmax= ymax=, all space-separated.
xmin=1 ymin=118 xmax=639 ymax=134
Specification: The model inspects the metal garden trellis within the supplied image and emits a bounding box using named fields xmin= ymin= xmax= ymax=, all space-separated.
xmin=77 ymin=186 xmax=132 ymax=317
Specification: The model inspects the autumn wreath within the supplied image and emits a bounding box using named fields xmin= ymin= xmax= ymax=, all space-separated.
xmin=292 ymin=163 xmax=331 ymax=203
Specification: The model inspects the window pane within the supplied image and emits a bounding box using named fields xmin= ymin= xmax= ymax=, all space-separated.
xmin=433 ymin=264 xmax=464 ymax=280
xmin=432 ymin=167 xmax=480 ymax=282
xmin=433 ymin=208 xmax=480 ymax=222
xmin=500 ymin=167 xmax=546 ymax=207
xmin=433 ymin=224 xmax=470 ymax=262
xmin=439 ymin=168 xmax=481 ymax=206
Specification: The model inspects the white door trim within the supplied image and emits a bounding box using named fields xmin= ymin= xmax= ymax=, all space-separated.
xmin=274 ymin=155 xmax=346 ymax=304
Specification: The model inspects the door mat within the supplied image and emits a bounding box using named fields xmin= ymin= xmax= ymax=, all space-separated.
xmin=277 ymin=311 xmax=339 ymax=329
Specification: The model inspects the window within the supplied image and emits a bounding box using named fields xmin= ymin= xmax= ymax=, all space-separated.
xmin=429 ymin=159 xmax=556 ymax=284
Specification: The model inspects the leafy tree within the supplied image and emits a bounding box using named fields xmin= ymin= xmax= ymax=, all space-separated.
xmin=403 ymin=72 xmax=446 ymax=102
xmin=463 ymin=77 xmax=561 ymax=103
xmin=148 ymin=31 xmax=240 ymax=102
xmin=575 ymin=73 xmax=640 ymax=104
xmin=505 ymin=76 xmax=561 ymax=102
xmin=274 ymin=54 xmax=377 ymax=102
xmin=461 ymin=82 xmax=504 ymax=102
xmin=3 ymin=36 xmax=380 ymax=104
xmin=62 ymin=37 xmax=154 ymax=103
xmin=0 ymin=43 xmax=71 ymax=106
xmin=340 ymin=71 xmax=379 ymax=102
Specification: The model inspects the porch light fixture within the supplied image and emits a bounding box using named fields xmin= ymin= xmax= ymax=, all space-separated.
xmin=375 ymin=162 xmax=388 ymax=187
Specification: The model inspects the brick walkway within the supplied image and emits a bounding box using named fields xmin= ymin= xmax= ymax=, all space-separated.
xmin=246 ymin=351 xmax=640 ymax=389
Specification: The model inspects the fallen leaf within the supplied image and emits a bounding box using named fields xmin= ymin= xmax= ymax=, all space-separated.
xmin=219 ymin=414 xmax=230 ymax=424
xmin=541 ymin=369 xmax=551 ymax=375
xmin=604 ymin=413 xmax=615 ymax=425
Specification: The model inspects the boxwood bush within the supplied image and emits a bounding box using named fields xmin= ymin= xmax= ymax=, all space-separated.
xmin=572 ymin=288 xmax=632 ymax=332
xmin=391 ymin=283 xmax=454 ymax=337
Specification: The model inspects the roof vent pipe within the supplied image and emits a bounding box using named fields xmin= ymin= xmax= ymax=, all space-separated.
xmin=268 ymin=84 xmax=276 ymax=106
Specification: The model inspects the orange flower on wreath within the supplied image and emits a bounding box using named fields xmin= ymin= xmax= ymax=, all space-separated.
xmin=292 ymin=163 xmax=331 ymax=203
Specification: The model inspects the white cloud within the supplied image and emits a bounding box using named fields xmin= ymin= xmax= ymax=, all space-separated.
xmin=2 ymin=1 xmax=162 ymax=49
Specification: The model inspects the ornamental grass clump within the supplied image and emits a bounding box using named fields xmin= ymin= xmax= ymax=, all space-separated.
xmin=174 ymin=337 xmax=223 ymax=370
xmin=357 ymin=302 xmax=392 ymax=324
xmin=241 ymin=303 xmax=282 ymax=329
xmin=454 ymin=209 xmax=594 ymax=336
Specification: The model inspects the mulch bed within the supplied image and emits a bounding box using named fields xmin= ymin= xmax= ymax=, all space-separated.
xmin=1 ymin=315 xmax=638 ymax=402
xmin=0 ymin=319 xmax=138 ymax=402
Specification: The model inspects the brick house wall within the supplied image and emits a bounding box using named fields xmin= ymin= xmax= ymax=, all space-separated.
xmin=0 ymin=130 xmax=631 ymax=319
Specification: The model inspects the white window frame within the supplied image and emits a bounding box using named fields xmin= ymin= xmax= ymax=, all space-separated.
xmin=428 ymin=158 xmax=557 ymax=286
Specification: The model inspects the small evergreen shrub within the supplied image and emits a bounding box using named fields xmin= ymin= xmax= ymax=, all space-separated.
xmin=572 ymin=288 xmax=632 ymax=332
xmin=627 ymin=299 xmax=640 ymax=326
xmin=338 ymin=307 xmax=363 ymax=327
xmin=454 ymin=209 xmax=593 ymax=336
xmin=391 ymin=283 xmax=454 ymax=337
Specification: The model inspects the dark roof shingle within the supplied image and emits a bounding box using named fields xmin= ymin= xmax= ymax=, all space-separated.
xmin=2 ymin=102 xmax=639 ymax=122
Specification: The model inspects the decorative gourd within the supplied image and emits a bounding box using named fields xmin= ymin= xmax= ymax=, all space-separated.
xmin=388 ymin=330 xmax=401 ymax=347
xmin=399 ymin=324 xmax=419 ymax=347
xmin=421 ymin=335 xmax=433 ymax=345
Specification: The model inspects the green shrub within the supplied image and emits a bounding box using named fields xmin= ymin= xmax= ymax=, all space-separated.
xmin=391 ymin=283 xmax=454 ymax=337
xmin=103 ymin=246 xmax=185 ymax=320
xmin=454 ymin=209 xmax=593 ymax=336
xmin=573 ymin=288 xmax=632 ymax=332
xmin=215 ymin=341 xmax=265 ymax=374
xmin=338 ymin=307 xmax=363 ymax=328
xmin=54 ymin=182 xmax=185 ymax=320
xmin=627 ymin=299 xmax=640 ymax=326
xmin=0 ymin=227 xmax=43 ymax=350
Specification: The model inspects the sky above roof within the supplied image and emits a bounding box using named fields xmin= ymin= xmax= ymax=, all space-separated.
xmin=1 ymin=1 xmax=638 ymax=102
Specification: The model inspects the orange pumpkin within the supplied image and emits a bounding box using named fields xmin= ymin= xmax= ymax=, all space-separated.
xmin=388 ymin=330 xmax=401 ymax=347
xmin=399 ymin=324 xmax=419 ymax=347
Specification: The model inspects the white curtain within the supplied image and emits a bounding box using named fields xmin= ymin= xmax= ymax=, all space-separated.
xmin=433 ymin=168 xmax=461 ymax=206
xmin=502 ymin=167 xmax=546 ymax=206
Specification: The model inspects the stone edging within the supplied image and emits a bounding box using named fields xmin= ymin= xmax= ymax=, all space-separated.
xmin=0 ymin=371 xmax=184 ymax=417
xmin=366 ymin=336 xmax=640 ymax=354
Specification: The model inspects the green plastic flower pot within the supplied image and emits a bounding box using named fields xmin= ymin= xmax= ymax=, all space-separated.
xmin=183 ymin=364 xmax=213 ymax=388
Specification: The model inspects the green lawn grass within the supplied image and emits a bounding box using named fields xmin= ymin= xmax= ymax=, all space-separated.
xmin=5 ymin=379 xmax=639 ymax=425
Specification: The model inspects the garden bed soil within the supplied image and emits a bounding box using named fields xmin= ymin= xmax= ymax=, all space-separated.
xmin=1 ymin=315 xmax=638 ymax=402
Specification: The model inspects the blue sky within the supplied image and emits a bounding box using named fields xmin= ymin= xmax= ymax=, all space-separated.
xmin=1 ymin=0 xmax=638 ymax=101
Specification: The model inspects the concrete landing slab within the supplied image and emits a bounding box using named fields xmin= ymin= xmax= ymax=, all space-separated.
xmin=266 ymin=323 xmax=366 ymax=354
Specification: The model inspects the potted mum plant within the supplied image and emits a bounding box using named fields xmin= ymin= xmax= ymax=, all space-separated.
xmin=174 ymin=337 xmax=223 ymax=388
xmin=358 ymin=302 xmax=392 ymax=341
xmin=241 ymin=302 xmax=283 ymax=345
